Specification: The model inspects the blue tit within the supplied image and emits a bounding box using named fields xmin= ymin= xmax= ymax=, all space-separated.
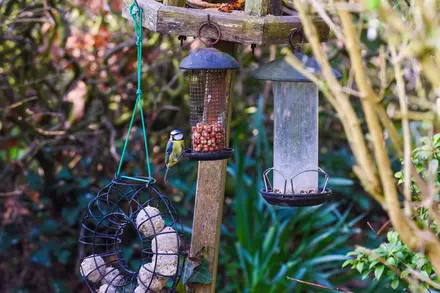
xmin=164 ymin=129 xmax=185 ymax=182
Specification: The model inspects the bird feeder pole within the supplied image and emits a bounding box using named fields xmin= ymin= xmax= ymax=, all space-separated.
xmin=189 ymin=41 xmax=237 ymax=293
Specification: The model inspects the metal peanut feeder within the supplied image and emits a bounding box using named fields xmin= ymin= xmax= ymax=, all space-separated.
xmin=251 ymin=50 xmax=341 ymax=207
xmin=180 ymin=25 xmax=239 ymax=161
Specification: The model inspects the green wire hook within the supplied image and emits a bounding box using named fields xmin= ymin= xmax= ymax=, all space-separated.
xmin=116 ymin=2 xmax=153 ymax=184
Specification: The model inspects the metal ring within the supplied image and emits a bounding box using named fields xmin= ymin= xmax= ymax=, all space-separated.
xmin=197 ymin=15 xmax=221 ymax=47
xmin=289 ymin=26 xmax=304 ymax=52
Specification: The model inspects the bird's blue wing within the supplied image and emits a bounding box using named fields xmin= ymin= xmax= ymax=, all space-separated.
xmin=165 ymin=140 xmax=173 ymax=165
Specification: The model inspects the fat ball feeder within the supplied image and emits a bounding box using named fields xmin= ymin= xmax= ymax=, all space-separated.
xmin=251 ymin=29 xmax=341 ymax=207
xmin=180 ymin=16 xmax=239 ymax=161
xmin=78 ymin=3 xmax=186 ymax=292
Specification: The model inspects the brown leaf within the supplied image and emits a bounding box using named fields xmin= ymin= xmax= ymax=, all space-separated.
xmin=64 ymin=81 xmax=87 ymax=126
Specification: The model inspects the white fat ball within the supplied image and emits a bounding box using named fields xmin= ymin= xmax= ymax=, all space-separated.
xmin=151 ymin=251 xmax=178 ymax=276
xmin=97 ymin=284 xmax=117 ymax=293
xmin=80 ymin=254 xmax=106 ymax=283
xmin=138 ymin=263 xmax=168 ymax=292
xmin=102 ymin=266 xmax=123 ymax=285
xmin=136 ymin=206 xmax=165 ymax=237
xmin=151 ymin=227 xmax=178 ymax=253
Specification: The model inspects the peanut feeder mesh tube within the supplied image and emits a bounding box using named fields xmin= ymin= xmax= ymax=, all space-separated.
xmin=188 ymin=69 xmax=227 ymax=152
xmin=180 ymin=47 xmax=239 ymax=161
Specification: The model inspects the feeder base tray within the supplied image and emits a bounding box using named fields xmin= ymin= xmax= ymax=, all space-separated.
xmin=182 ymin=148 xmax=234 ymax=161
xmin=260 ymin=188 xmax=332 ymax=207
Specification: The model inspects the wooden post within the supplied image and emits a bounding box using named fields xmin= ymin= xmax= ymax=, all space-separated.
xmin=190 ymin=41 xmax=236 ymax=293
xmin=245 ymin=0 xmax=270 ymax=17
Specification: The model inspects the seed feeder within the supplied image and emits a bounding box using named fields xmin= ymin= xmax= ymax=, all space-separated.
xmin=251 ymin=29 xmax=341 ymax=207
xmin=180 ymin=16 xmax=239 ymax=161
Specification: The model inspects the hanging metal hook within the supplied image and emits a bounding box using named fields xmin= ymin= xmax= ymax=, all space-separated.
xmin=178 ymin=35 xmax=187 ymax=47
xmin=197 ymin=14 xmax=221 ymax=47
xmin=289 ymin=26 xmax=304 ymax=53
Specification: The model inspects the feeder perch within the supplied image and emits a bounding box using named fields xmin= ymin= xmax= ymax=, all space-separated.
xmin=79 ymin=177 xmax=187 ymax=292
xmin=251 ymin=47 xmax=341 ymax=206
xmin=261 ymin=168 xmax=332 ymax=206
xmin=180 ymin=44 xmax=239 ymax=161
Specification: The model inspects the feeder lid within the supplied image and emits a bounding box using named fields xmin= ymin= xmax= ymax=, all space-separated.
xmin=250 ymin=52 xmax=341 ymax=82
xmin=180 ymin=48 xmax=240 ymax=70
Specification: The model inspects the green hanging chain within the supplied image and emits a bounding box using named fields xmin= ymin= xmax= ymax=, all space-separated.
xmin=116 ymin=2 xmax=154 ymax=185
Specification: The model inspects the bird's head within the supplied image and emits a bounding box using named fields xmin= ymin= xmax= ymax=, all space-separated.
xmin=170 ymin=129 xmax=184 ymax=141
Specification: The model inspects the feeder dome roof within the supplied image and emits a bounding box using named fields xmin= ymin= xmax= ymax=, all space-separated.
xmin=250 ymin=52 xmax=341 ymax=82
xmin=180 ymin=48 xmax=240 ymax=70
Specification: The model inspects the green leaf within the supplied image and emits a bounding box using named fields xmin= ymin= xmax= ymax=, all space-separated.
xmin=369 ymin=260 xmax=380 ymax=269
xmin=187 ymin=259 xmax=212 ymax=284
xmin=367 ymin=0 xmax=380 ymax=11
xmin=374 ymin=265 xmax=385 ymax=280
xmin=31 ymin=247 xmax=51 ymax=267
xmin=391 ymin=279 xmax=399 ymax=289
xmin=327 ymin=177 xmax=354 ymax=187
xmin=342 ymin=260 xmax=352 ymax=268
xmin=386 ymin=257 xmax=396 ymax=267
xmin=400 ymin=270 xmax=409 ymax=278
xmin=181 ymin=258 xmax=198 ymax=285
xmin=356 ymin=262 xmax=364 ymax=273
xmin=362 ymin=270 xmax=371 ymax=280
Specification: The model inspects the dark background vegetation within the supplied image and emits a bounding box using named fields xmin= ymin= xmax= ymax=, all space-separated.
xmin=0 ymin=0 xmax=401 ymax=292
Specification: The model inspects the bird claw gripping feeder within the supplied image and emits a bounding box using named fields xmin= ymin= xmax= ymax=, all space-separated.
xmin=180 ymin=16 xmax=239 ymax=161
xmin=251 ymin=28 xmax=341 ymax=207
xmin=78 ymin=3 xmax=186 ymax=292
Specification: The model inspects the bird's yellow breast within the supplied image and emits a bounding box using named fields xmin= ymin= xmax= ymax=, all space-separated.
xmin=168 ymin=140 xmax=184 ymax=167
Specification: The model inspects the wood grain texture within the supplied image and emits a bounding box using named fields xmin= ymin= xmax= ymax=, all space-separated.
xmin=163 ymin=0 xmax=185 ymax=7
xmin=245 ymin=0 xmax=270 ymax=16
xmin=189 ymin=42 xmax=236 ymax=293
xmin=122 ymin=0 xmax=329 ymax=45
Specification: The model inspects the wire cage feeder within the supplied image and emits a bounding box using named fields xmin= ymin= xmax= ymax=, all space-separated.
xmin=251 ymin=29 xmax=341 ymax=207
xmin=78 ymin=4 xmax=186 ymax=293
xmin=79 ymin=178 xmax=186 ymax=293
xmin=180 ymin=19 xmax=239 ymax=161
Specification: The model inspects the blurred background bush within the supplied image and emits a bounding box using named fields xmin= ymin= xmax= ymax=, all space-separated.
xmin=0 ymin=0 xmax=403 ymax=292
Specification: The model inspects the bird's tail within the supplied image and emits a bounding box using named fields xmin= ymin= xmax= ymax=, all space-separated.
xmin=164 ymin=167 xmax=169 ymax=183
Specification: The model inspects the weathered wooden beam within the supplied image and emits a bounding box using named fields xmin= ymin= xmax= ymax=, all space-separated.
xmin=189 ymin=41 xmax=236 ymax=293
xmin=122 ymin=0 xmax=329 ymax=45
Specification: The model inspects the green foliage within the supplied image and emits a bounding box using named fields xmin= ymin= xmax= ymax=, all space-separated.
xmin=343 ymin=135 xmax=440 ymax=291
xmin=184 ymin=259 xmax=213 ymax=285
xmin=343 ymin=231 xmax=439 ymax=291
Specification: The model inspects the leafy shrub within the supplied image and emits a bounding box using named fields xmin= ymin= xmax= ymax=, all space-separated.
xmin=343 ymin=134 xmax=440 ymax=291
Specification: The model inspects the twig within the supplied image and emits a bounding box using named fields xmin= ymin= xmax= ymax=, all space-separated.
xmin=0 ymin=190 xmax=23 ymax=197
xmin=0 ymin=97 xmax=38 ymax=111
xmin=338 ymin=8 xmax=419 ymax=250
xmin=390 ymin=45 xmax=412 ymax=217
xmin=287 ymin=277 xmax=354 ymax=293
xmin=308 ymin=0 xmax=344 ymax=41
